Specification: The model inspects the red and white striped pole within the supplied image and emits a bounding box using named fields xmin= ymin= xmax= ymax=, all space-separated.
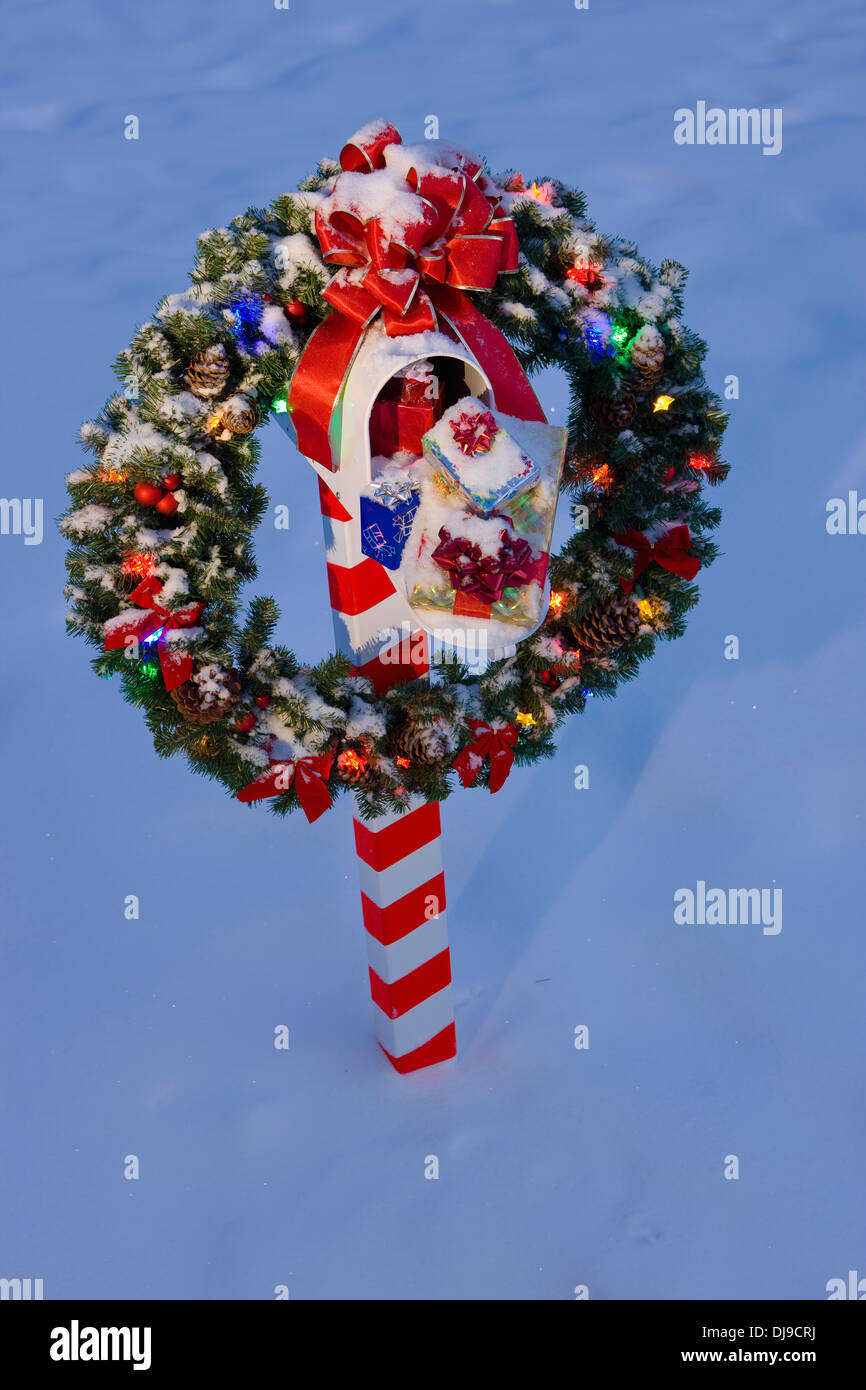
xmin=281 ymin=330 xmax=499 ymax=1071
xmin=354 ymin=799 xmax=454 ymax=1072
xmin=317 ymin=470 xmax=457 ymax=1073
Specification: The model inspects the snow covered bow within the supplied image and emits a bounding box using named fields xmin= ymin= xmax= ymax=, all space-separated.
xmin=236 ymin=752 xmax=334 ymax=823
xmin=432 ymin=526 xmax=546 ymax=606
xmin=102 ymin=577 xmax=204 ymax=691
xmin=453 ymin=718 xmax=519 ymax=794
xmin=450 ymin=408 xmax=498 ymax=456
xmin=613 ymin=525 xmax=700 ymax=594
xmin=289 ymin=119 xmax=544 ymax=469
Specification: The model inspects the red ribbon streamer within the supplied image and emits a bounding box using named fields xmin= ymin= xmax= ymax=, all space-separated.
xmin=288 ymin=122 xmax=545 ymax=469
xmin=453 ymin=718 xmax=519 ymax=794
xmin=236 ymin=751 xmax=334 ymax=823
xmin=613 ymin=525 xmax=700 ymax=594
xmin=102 ymin=576 xmax=204 ymax=691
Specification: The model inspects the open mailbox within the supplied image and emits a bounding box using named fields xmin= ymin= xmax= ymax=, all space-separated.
xmin=279 ymin=322 xmax=567 ymax=662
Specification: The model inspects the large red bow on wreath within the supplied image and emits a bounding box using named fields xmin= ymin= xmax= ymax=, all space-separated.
xmin=613 ymin=525 xmax=700 ymax=594
xmin=289 ymin=120 xmax=545 ymax=469
xmin=103 ymin=577 xmax=204 ymax=691
xmin=236 ymin=752 xmax=334 ymax=823
xmin=453 ymin=718 xmax=519 ymax=794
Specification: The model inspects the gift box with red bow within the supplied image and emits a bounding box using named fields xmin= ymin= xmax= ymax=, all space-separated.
xmin=404 ymin=405 xmax=567 ymax=633
xmin=422 ymin=396 xmax=541 ymax=513
xmin=368 ymin=360 xmax=444 ymax=458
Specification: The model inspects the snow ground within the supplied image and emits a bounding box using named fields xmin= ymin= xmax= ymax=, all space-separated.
xmin=0 ymin=0 xmax=864 ymax=1299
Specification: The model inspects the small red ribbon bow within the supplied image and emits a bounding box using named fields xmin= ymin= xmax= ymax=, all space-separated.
xmin=103 ymin=576 xmax=204 ymax=691
xmin=236 ymin=752 xmax=334 ymax=823
xmin=450 ymin=408 xmax=498 ymax=455
xmin=613 ymin=525 xmax=700 ymax=594
xmin=453 ymin=718 xmax=519 ymax=794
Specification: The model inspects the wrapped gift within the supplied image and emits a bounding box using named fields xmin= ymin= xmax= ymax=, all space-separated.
xmin=409 ymin=511 xmax=548 ymax=623
xmin=422 ymin=396 xmax=540 ymax=513
xmin=368 ymin=360 xmax=444 ymax=458
xmin=398 ymin=359 xmax=442 ymax=408
xmin=430 ymin=522 xmax=546 ymax=604
xmin=360 ymin=473 xmax=420 ymax=570
xmin=406 ymin=408 xmax=568 ymax=631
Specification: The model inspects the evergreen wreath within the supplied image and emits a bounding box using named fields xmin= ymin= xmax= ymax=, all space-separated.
xmin=62 ymin=124 xmax=728 ymax=822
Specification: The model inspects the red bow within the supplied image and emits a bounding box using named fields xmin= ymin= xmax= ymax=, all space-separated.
xmin=432 ymin=527 xmax=546 ymax=606
xmin=450 ymin=408 xmax=498 ymax=455
xmin=453 ymin=718 xmax=519 ymax=794
xmin=613 ymin=525 xmax=700 ymax=594
xmin=103 ymin=577 xmax=204 ymax=691
xmin=236 ymin=752 xmax=334 ymax=823
xmin=288 ymin=120 xmax=545 ymax=469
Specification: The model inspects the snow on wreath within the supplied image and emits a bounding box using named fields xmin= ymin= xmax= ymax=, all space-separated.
xmin=61 ymin=118 xmax=728 ymax=824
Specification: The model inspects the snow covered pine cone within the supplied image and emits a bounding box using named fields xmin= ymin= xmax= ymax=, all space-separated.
xmin=182 ymin=343 xmax=229 ymax=400
xmin=392 ymin=718 xmax=449 ymax=765
xmin=626 ymin=325 xmax=665 ymax=392
xmin=170 ymin=662 xmax=242 ymax=724
xmin=570 ymin=594 xmax=641 ymax=655
xmin=212 ymin=392 xmax=260 ymax=438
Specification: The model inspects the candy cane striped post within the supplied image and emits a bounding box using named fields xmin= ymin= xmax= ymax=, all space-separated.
xmin=317 ymin=470 xmax=457 ymax=1073
xmin=278 ymin=329 xmax=497 ymax=1071
xmin=354 ymin=800 xmax=455 ymax=1072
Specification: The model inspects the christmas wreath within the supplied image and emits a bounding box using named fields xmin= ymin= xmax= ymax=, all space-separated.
xmin=62 ymin=120 xmax=728 ymax=823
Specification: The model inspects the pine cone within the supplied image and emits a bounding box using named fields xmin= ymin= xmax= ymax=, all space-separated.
xmin=209 ymin=393 xmax=260 ymax=440
xmin=170 ymin=662 xmax=241 ymax=724
xmin=183 ymin=344 xmax=229 ymax=400
xmin=626 ymin=325 xmax=665 ymax=392
xmin=570 ymin=594 xmax=641 ymax=655
xmin=337 ymin=741 xmax=380 ymax=788
xmin=221 ymin=393 xmax=259 ymax=435
xmin=392 ymin=718 xmax=449 ymax=765
xmin=587 ymin=392 xmax=636 ymax=431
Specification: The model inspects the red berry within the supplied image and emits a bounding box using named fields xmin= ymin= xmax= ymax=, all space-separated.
xmin=255 ymin=695 xmax=270 ymax=708
xmin=155 ymin=493 xmax=179 ymax=516
xmin=163 ymin=473 xmax=181 ymax=491
xmin=133 ymin=482 xmax=163 ymax=507
xmin=284 ymin=298 xmax=307 ymax=321
xmin=235 ymin=714 xmax=256 ymax=733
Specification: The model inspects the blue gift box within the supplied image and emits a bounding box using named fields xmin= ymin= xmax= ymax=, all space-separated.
xmin=360 ymin=491 xmax=420 ymax=570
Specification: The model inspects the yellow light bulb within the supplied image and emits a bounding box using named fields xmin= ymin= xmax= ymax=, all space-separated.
xmin=653 ymin=394 xmax=674 ymax=413
xmin=548 ymin=590 xmax=567 ymax=616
